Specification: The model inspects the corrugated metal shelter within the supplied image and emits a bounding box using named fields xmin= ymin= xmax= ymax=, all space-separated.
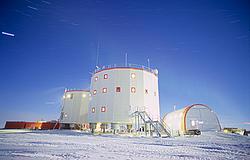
xmin=163 ymin=104 xmax=221 ymax=135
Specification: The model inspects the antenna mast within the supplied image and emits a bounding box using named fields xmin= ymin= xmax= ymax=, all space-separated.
xmin=173 ymin=104 xmax=176 ymax=111
xmin=147 ymin=58 xmax=150 ymax=68
xmin=125 ymin=53 xmax=128 ymax=67
xmin=95 ymin=41 xmax=100 ymax=68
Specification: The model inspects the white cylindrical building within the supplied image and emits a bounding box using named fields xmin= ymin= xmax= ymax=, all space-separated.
xmin=88 ymin=65 xmax=160 ymax=132
xmin=60 ymin=90 xmax=90 ymax=129
xmin=163 ymin=104 xmax=221 ymax=136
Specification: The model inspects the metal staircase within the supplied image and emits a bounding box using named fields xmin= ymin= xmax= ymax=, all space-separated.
xmin=131 ymin=111 xmax=171 ymax=137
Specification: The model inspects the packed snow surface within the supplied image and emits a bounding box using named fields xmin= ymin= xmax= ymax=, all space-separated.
xmin=0 ymin=130 xmax=249 ymax=160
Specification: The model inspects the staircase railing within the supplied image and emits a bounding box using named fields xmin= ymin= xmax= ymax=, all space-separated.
xmin=144 ymin=112 xmax=171 ymax=137
xmin=138 ymin=111 xmax=162 ymax=137
xmin=131 ymin=111 xmax=171 ymax=137
xmin=158 ymin=118 xmax=172 ymax=137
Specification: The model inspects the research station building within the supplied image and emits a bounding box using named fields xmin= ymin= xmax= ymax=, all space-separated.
xmin=88 ymin=64 xmax=160 ymax=132
xmin=163 ymin=104 xmax=221 ymax=136
xmin=59 ymin=90 xmax=90 ymax=129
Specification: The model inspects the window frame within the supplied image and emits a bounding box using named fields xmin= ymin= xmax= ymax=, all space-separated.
xmin=91 ymin=107 xmax=95 ymax=113
xmin=104 ymin=74 xmax=108 ymax=79
xmin=116 ymin=87 xmax=121 ymax=92
xmin=102 ymin=88 xmax=107 ymax=93
xmin=131 ymin=87 xmax=136 ymax=93
xmin=101 ymin=106 xmax=106 ymax=112
xmin=131 ymin=73 xmax=136 ymax=79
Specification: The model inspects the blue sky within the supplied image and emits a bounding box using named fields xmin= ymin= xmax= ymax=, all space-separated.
xmin=0 ymin=0 xmax=249 ymax=129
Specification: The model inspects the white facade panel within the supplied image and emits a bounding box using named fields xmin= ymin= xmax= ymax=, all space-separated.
xmin=88 ymin=67 xmax=160 ymax=124
xmin=60 ymin=90 xmax=90 ymax=124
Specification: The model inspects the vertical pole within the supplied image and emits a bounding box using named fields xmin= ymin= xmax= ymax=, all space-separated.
xmin=147 ymin=58 xmax=150 ymax=69
xmin=137 ymin=113 xmax=140 ymax=134
xmin=96 ymin=41 xmax=100 ymax=68
xmin=134 ymin=113 xmax=136 ymax=133
xmin=150 ymin=124 xmax=152 ymax=136
xmin=125 ymin=53 xmax=128 ymax=67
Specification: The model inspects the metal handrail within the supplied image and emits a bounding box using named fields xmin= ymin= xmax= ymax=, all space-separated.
xmin=94 ymin=63 xmax=158 ymax=75
xmin=134 ymin=111 xmax=162 ymax=137
xmin=131 ymin=111 xmax=171 ymax=137
xmin=143 ymin=111 xmax=171 ymax=137
xmin=160 ymin=118 xmax=171 ymax=132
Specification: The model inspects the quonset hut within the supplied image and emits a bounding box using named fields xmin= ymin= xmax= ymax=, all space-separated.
xmin=88 ymin=64 xmax=161 ymax=133
xmin=163 ymin=104 xmax=221 ymax=136
xmin=59 ymin=90 xmax=90 ymax=129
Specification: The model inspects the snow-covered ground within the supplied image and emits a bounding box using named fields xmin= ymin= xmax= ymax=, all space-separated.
xmin=0 ymin=130 xmax=249 ymax=160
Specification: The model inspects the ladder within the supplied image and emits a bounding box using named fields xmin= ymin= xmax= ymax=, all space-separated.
xmin=131 ymin=111 xmax=171 ymax=137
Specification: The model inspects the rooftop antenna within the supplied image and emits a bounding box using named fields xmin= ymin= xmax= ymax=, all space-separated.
xmin=95 ymin=41 xmax=100 ymax=69
xmin=125 ymin=52 xmax=128 ymax=67
xmin=147 ymin=58 xmax=150 ymax=68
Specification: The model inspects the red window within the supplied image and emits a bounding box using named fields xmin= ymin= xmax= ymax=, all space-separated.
xmin=102 ymin=88 xmax=107 ymax=93
xmin=104 ymin=74 xmax=108 ymax=79
xmin=145 ymin=89 xmax=148 ymax=94
xmin=116 ymin=87 xmax=121 ymax=92
xmin=101 ymin=106 xmax=106 ymax=112
xmin=131 ymin=87 xmax=136 ymax=93
xmin=93 ymin=90 xmax=97 ymax=95
xmin=92 ymin=107 xmax=95 ymax=113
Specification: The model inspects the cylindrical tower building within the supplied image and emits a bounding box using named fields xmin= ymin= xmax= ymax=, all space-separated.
xmin=88 ymin=64 xmax=160 ymax=132
xmin=60 ymin=90 xmax=90 ymax=129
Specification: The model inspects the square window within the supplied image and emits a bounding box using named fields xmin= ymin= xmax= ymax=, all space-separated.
xmin=145 ymin=89 xmax=148 ymax=94
xmin=102 ymin=88 xmax=107 ymax=93
xmin=93 ymin=90 xmax=97 ymax=95
xmin=116 ymin=87 xmax=121 ymax=92
xmin=131 ymin=87 xmax=136 ymax=93
xmin=154 ymin=92 xmax=157 ymax=96
xmin=94 ymin=76 xmax=98 ymax=81
xmin=92 ymin=107 xmax=95 ymax=113
xmin=101 ymin=106 xmax=106 ymax=112
xmin=104 ymin=74 xmax=108 ymax=79
xmin=131 ymin=73 xmax=136 ymax=79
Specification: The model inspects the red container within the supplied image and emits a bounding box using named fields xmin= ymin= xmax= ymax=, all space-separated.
xmin=5 ymin=121 xmax=26 ymax=129
xmin=4 ymin=121 xmax=60 ymax=130
xmin=41 ymin=122 xmax=60 ymax=130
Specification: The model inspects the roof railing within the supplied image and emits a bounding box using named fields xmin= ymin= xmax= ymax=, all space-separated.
xmin=94 ymin=63 xmax=158 ymax=75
